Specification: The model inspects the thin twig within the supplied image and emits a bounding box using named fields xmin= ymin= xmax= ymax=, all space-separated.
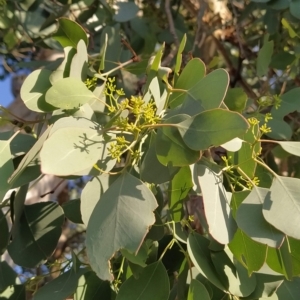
xmin=191 ymin=0 xmax=207 ymax=54
xmin=165 ymin=0 xmax=179 ymax=47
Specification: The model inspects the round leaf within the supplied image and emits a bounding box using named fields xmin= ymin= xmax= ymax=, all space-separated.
xmin=20 ymin=69 xmax=56 ymax=112
xmin=45 ymin=77 xmax=95 ymax=110
xmin=40 ymin=125 xmax=103 ymax=176
xmin=114 ymin=2 xmax=139 ymax=22
xmin=177 ymin=109 xmax=249 ymax=151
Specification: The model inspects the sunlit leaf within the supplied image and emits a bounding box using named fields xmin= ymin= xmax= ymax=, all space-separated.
xmin=266 ymin=238 xmax=293 ymax=280
xmin=8 ymin=125 xmax=51 ymax=186
xmin=40 ymin=123 xmax=103 ymax=176
xmin=211 ymin=249 xmax=256 ymax=297
xmin=195 ymin=164 xmax=237 ymax=244
xmin=229 ymin=229 xmax=267 ymax=275
xmin=277 ymin=142 xmax=300 ymax=157
xmin=69 ymin=39 xmax=88 ymax=80
xmin=45 ymin=77 xmax=94 ymax=110
xmin=50 ymin=46 xmax=76 ymax=84
xmin=20 ymin=69 xmax=56 ymax=112
xmin=86 ymin=172 xmax=158 ymax=281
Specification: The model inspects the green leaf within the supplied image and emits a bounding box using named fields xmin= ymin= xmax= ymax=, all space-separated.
xmin=266 ymin=238 xmax=293 ymax=279
xmin=174 ymin=34 xmax=187 ymax=76
xmin=169 ymin=166 xmax=193 ymax=222
xmin=62 ymin=199 xmax=83 ymax=224
xmin=156 ymin=115 xmax=201 ymax=166
xmin=40 ymin=122 xmax=103 ymax=176
xmin=0 ymin=284 xmax=25 ymax=299
xmin=69 ymin=39 xmax=88 ymax=80
xmin=116 ymin=261 xmax=169 ymax=300
xmin=7 ymin=201 xmax=64 ymax=268
xmin=20 ymin=69 xmax=56 ymax=112
xmin=243 ymin=273 xmax=283 ymax=299
xmin=141 ymin=133 xmax=179 ymax=184
xmin=187 ymin=279 xmax=210 ymax=300
xmin=99 ymin=33 xmax=108 ymax=71
xmin=177 ymin=109 xmax=249 ymax=151
xmin=228 ymin=229 xmax=267 ymax=275
xmin=169 ymin=58 xmax=206 ymax=108
xmin=45 ymin=77 xmax=94 ymax=110
xmin=285 ymin=237 xmax=300 ymax=276
xmin=195 ymin=164 xmax=237 ymax=244
xmin=86 ymin=172 xmax=158 ymax=281
xmin=276 ymin=142 xmax=300 ymax=157
xmin=114 ymin=2 xmax=139 ymax=22
xmin=0 ymin=210 xmax=9 ymax=255
xmin=53 ymin=18 xmax=88 ymax=48
xmin=221 ymin=138 xmax=243 ymax=152
xmin=236 ymin=187 xmax=285 ymax=247
xmin=0 ymin=139 xmax=14 ymax=202
xmin=187 ymin=233 xmax=226 ymax=291
xmin=0 ymin=261 xmax=19 ymax=291
xmin=281 ymin=18 xmax=299 ymax=38
xmin=210 ymin=249 xmax=256 ymax=297
xmin=75 ymin=271 xmax=111 ymax=300
xmin=0 ymin=131 xmax=36 ymax=156
xmin=8 ymin=126 xmax=51 ymax=185
xmin=34 ymin=268 xmax=88 ymax=300
xmin=50 ymin=46 xmax=76 ymax=84
xmin=178 ymin=69 xmax=229 ymax=116
xmin=121 ymin=243 xmax=148 ymax=267
xmin=276 ymin=277 xmax=300 ymax=299
xmin=99 ymin=25 xmax=121 ymax=72
xmin=80 ymin=174 xmax=110 ymax=226
xmin=290 ymin=1 xmax=300 ymax=20
xmin=272 ymin=88 xmax=300 ymax=119
xmin=224 ymin=88 xmax=247 ymax=113
xmin=257 ymin=41 xmax=274 ymax=77
xmin=270 ymin=52 xmax=295 ymax=69
xmin=229 ymin=122 xmax=260 ymax=179
xmin=262 ymin=176 xmax=300 ymax=239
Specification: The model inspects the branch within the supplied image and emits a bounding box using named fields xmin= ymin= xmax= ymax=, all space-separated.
xmin=165 ymin=0 xmax=179 ymax=48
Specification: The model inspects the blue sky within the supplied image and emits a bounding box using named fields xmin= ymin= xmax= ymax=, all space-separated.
xmin=0 ymin=75 xmax=14 ymax=107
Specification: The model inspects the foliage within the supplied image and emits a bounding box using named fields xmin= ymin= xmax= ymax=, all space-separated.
xmin=1 ymin=0 xmax=300 ymax=299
